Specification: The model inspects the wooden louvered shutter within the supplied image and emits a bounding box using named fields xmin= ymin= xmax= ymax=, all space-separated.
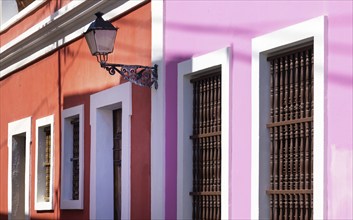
xmin=267 ymin=45 xmax=314 ymax=220
xmin=190 ymin=69 xmax=221 ymax=220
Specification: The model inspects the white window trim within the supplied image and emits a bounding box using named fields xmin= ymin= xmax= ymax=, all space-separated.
xmin=251 ymin=16 xmax=326 ymax=219
xmin=35 ymin=115 xmax=54 ymax=211
xmin=61 ymin=105 xmax=84 ymax=209
xmin=90 ymin=83 xmax=132 ymax=220
xmin=151 ymin=0 xmax=165 ymax=219
xmin=177 ymin=47 xmax=231 ymax=219
xmin=8 ymin=117 xmax=31 ymax=220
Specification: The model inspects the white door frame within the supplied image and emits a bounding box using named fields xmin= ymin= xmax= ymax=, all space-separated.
xmin=90 ymin=83 xmax=132 ymax=219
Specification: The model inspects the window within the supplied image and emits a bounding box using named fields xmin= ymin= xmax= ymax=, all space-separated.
xmin=61 ymin=105 xmax=84 ymax=209
xmin=35 ymin=115 xmax=54 ymax=210
xmin=251 ymin=16 xmax=326 ymax=219
xmin=177 ymin=47 xmax=230 ymax=219
xmin=8 ymin=117 xmax=31 ymax=220
xmin=189 ymin=71 xmax=222 ymax=219
xmin=266 ymin=45 xmax=314 ymax=219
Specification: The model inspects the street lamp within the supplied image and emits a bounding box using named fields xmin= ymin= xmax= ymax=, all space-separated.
xmin=84 ymin=12 xmax=158 ymax=89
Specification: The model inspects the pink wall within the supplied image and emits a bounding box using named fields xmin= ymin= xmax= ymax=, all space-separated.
xmin=164 ymin=1 xmax=353 ymax=219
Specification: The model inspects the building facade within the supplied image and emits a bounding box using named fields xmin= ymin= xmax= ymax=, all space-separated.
xmin=1 ymin=1 xmax=153 ymax=219
xmin=1 ymin=0 xmax=352 ymax=220
xmin=162 ymin=1 xmax=352 ymax=219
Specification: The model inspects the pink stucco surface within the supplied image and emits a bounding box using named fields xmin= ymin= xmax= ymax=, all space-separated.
xmin=164 ymin=1 xmax=352 ymax=219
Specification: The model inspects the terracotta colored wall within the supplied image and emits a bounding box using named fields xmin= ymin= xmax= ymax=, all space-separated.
xmin=59 ymin=2 xmax=152 ymax=219
xmin=0 ymin=2 xmax=151 ymax=219
xmin=0 ymin=51 xmax=60 ymax=219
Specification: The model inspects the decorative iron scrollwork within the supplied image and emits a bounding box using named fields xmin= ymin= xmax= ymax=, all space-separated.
xmin=100 ymin=62 xmax=158 ymax=89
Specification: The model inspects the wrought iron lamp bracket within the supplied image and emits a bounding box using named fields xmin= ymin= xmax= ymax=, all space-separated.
xmin=100 ymin=62 xmax=158 ymax=89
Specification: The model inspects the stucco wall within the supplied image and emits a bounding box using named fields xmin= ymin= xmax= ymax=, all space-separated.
xmin=0 ymin=52 xmax=60 ymax=219
xmin=164 ymin=1 xmax=353 ymax=219
xmin=0 ymin=2 xmax=152 ymax=219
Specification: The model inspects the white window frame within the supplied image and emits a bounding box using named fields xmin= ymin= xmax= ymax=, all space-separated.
xmin=35 ymin=115 xmax=54 ymax=211
xmin=90 ymin=83 xmax=132 ymax=220
xmin=177 ymin=47 xmax=230 ymax=219
xmin=8 ymin=117 xmax=31 ymax=220
xmin=251 ymin=16 xmax=326 ymax=219
xmin=61 ymin=105 xmax=84 ymax=209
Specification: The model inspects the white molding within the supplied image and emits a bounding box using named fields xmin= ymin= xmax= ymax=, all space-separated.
xmin=35 ymin=115 xmax=55 ymax=211
xmin=177 ymin=47 xmax=231 ymax=219
xmin=0 ymin=0 xmax=86 ymax=54
xmin=251 ymin=16 xmax=326 ymax=219
xmin=60 ymin=105 xmax=84 ymax=209
xmin=0 ymin=0 xmax=146 ymax=78
xmin=151 ymin=0 xmax=165 ymax=219
xmin=0 ymin=0 xmax=47 ymax=33
xmin=90 ymin=83 xmax=132 ymax=220
xmin=8 ymin=117 xmax=31 ymax=220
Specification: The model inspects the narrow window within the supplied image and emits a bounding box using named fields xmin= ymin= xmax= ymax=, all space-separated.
xmin=37 ymin=125 xmax=52 ymax=204
xmin=61 ymin=105 xmax=84 ymax=209
xmin=35 ymin=115 xmax=54 ymax=210
xmin=43 ymin=126 xmax=51 ymax=202
xmin=189 ymin=71 xmax=221 ymax=220
xmin=11 ymin=133 xmax=26 ymax=219
xmin=113 ymin=109 xmax=122 ymax=220
xmin=71 ymin=118 xmax=80 ymax=200
xmin=266 ymin=45 xmax=314 ymax=219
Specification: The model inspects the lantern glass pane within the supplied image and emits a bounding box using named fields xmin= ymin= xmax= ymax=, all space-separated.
xmin=95 ymin=29 xmax=117 ymax=54
xmin=85 ymin=31 xmax=98 ymax=55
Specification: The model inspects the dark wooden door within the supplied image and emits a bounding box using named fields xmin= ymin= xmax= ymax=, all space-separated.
xmin=113 ymin=109 xmax=122 ymax=220
xmin=11 ymin=134 xmax=26 ymax=219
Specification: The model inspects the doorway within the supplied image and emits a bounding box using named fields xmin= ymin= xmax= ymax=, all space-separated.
xmin=90 ymin=83 xmax=132 ymax=219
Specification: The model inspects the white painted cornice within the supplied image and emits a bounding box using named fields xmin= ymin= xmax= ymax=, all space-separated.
xmin=0 ymin=0 xmax=146 ymax=79
xmin=0 ymin=0 xmax=47 ymax=33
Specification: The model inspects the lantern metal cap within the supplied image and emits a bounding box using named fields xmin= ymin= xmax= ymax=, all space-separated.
xmin=85 ymin=12 xmax=117 ymax=33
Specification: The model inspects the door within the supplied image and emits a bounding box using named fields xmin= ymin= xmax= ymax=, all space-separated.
xmin=113 ymin=109 xmax=122 ymax=220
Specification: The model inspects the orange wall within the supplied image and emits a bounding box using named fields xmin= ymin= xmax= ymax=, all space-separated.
xmin=0 ymin=51 xmax=60 ymax=219
xmin=0 ymin=2 xmax=151 ymax=219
